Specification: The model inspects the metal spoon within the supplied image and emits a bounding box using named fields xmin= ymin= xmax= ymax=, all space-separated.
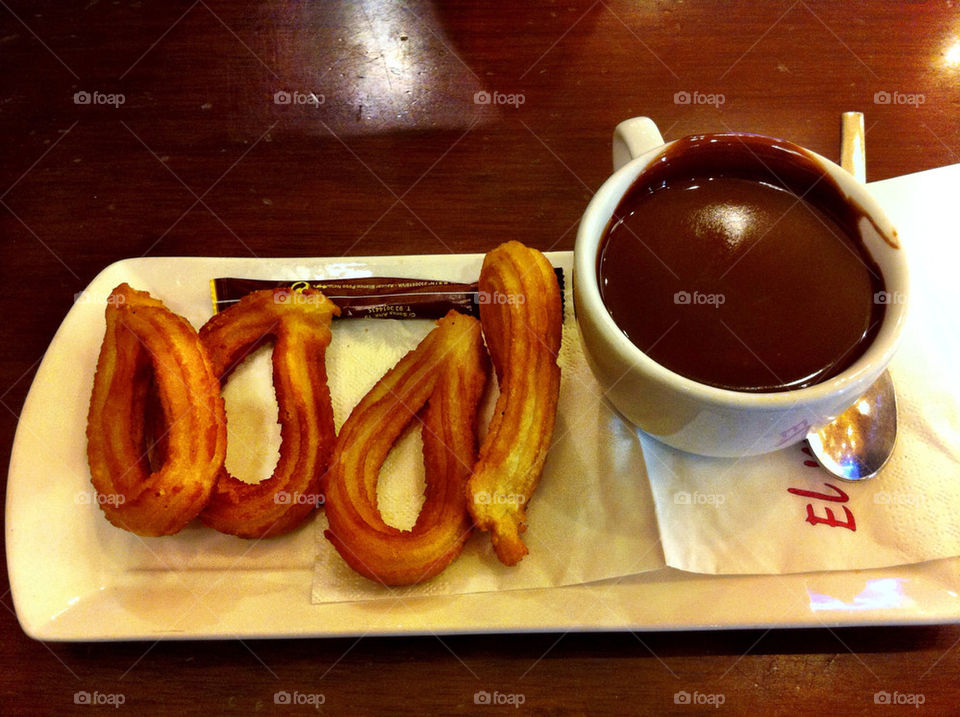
xmin=805 ymin=112 xmax=899 ymax=481
xmin=807 ymin=369 xmax=898 ymax=480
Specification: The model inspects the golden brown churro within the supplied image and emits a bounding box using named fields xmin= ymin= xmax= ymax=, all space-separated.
xmin=199 ymin=288 xmax=339 ymax=538
xmin=325 ymin=311 xmax=489 ymax=585
xmin=467 ymin=241 xmax=562 ymax=565
xmin=86 ymin=284 xmax=227 ymax=536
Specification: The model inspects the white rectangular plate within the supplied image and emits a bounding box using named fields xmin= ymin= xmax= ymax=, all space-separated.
xmin=8 ymin=242 xmax=960 ymax=640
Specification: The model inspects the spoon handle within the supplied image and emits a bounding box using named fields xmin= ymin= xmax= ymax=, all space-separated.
xmin=841 ymin=111 xmax=866 ymax=181
xmin=806 ymin=112 xmax=899 ymax=482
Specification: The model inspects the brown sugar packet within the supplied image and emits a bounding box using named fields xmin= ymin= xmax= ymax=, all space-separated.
xmin=210 ymin=270 xmax=564 ymax=320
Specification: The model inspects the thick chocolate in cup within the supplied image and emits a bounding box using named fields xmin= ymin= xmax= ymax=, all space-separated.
xmin=574 ymin=118 xmax=907 ymax=457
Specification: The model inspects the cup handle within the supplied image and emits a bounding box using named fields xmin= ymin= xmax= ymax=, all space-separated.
xmin=612 ymin=117 xmax=664 ymax=172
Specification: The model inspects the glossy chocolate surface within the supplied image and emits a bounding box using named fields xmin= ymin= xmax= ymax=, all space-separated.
xmin=598 ymin=134 xmax=886 ymax=392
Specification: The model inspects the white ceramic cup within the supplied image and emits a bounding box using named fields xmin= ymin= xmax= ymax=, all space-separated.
xmin=574 ymin=117 xmax=909 ymax=457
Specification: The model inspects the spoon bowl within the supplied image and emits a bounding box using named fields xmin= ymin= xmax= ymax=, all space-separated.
xmin=807 ymin=370 xmax=898 ymax=480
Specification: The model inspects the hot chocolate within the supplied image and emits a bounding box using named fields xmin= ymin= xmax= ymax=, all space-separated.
xmin=597 ymin=133 xmax=886 ymax=392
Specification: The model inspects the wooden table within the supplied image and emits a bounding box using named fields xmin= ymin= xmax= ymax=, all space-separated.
xmin=2 ymin=1 xmax=958 ymax=713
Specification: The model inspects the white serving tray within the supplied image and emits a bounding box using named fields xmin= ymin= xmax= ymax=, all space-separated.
xmin=8 ymin=164 xmax=960 ymax=640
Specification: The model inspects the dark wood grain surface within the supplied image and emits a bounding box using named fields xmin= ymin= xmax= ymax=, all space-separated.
xmin=3 ymin=1 xmax=960 ymax=714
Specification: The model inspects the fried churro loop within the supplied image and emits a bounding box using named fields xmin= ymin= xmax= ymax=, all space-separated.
xmin=86 ymin=284 xmax=226 ymax=536
xmin=325 ymin=311 xmax=489 ymax=585
xmin=199 ymin=288 xmax=339 ymax=538
xmin=467 ymin=241 xmax=562 ymax=565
